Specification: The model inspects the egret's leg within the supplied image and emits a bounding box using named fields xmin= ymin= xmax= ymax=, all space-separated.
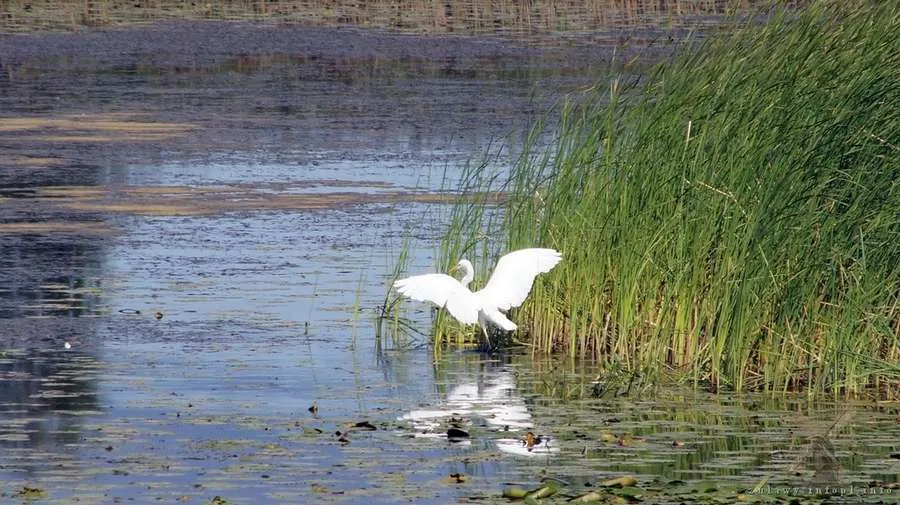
xmin=477 ymin=312 xmax=492 ymax=351
xmin=481 ymin=324 xmax=492 ymax=351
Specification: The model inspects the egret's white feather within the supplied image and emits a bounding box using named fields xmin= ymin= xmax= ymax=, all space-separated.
xmin=393 ymin=248 xmax=562 ymax=345
xmin=393 ymin=273 xmax=480 ymax=325
xmin=476 ymin=248 xmax=562 ymax=311
xmin=481 ymin=307 xmax=517 ymax=331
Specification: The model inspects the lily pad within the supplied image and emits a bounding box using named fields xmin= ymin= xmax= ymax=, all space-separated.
xmin=569 ymin=490 xmax=604 ymax=503
xmin=502 ymin=486 xmax=529 ymax=499
xmin=601 ymin=476 xmax=638 ymax=488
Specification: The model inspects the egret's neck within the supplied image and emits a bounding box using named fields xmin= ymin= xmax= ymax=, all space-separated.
xmin=458 ymin=259 xmax=475 ymax=287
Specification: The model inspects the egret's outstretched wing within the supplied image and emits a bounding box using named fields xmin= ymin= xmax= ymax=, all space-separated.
xmin=476 ymin=248 xmax=561 ymax=311
xmin=393 ymin=274 xmax=480 ymax=325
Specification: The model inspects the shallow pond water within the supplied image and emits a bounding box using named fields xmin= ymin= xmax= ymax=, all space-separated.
xmin=0 ymin=22 xmax=897 ymax=505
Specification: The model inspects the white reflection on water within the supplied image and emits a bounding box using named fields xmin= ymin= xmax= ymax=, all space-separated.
xmin=400 ymin=367 xmax=558 ymax=457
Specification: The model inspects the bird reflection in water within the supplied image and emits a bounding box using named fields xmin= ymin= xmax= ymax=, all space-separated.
xmin=399 ymin=367 xmax=557 ymax=457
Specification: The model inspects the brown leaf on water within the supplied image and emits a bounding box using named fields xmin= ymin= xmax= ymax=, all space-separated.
xmin=523 ymin=431 xmax=537 ymax=451
xmin=16 ymin=487 xmax=48 ymax=499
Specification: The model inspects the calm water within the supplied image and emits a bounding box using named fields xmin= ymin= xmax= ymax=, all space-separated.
xmin=0 ymin=23 xmax=896 ymax=504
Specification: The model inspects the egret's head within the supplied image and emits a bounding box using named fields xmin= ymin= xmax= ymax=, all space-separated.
xmin=452 ymin=259 xmax=475 ymax=287
xmin=453 ymin=259 xmax=473 ymax=275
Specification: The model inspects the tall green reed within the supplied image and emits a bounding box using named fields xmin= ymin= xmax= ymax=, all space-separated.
xmin=434 ymin=0 xmax=899 ymax=394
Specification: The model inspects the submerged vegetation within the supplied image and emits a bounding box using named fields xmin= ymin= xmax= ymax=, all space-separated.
xmin=406 ymin=1 xmax=899 ymax=394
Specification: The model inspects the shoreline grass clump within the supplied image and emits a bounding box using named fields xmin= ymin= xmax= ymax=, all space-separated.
xmin=433 ymin=1 xmax=899 ymax=394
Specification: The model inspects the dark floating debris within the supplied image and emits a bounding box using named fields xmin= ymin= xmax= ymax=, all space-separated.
xmin=353 ymin=421 xmax=377 ymax=431
xmin=155 ymin=311 xmax=164 ymax=320
xmin=446 ymin=427 xmax=470 ymax=440
xmin=446 ymin=473 xmax=467 ymax=484
xmin=308 ymin=402 xmax=318 ymax=415
xmin=118 ymin=308 xmax=141 ymax=314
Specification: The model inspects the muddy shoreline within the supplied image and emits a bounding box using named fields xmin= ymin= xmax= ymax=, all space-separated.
xmin=0 ymin=0 xmax=739 ymax=36
xmin=0 ymin=20 xmax=668 ymax=72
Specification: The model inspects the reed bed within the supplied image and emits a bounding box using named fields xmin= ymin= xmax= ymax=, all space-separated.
xmin=428 ymin=0 xmax=899 ymax=394
xmin=1 ymin=0 xmax=754 ymax=34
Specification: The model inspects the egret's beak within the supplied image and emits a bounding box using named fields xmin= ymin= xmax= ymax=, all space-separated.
xmin=448 ymin=263 xmax=460 ymax=274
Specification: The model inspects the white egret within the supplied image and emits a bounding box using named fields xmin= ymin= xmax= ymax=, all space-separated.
xmin=393 ymin=248 xmax=562 ymax=348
